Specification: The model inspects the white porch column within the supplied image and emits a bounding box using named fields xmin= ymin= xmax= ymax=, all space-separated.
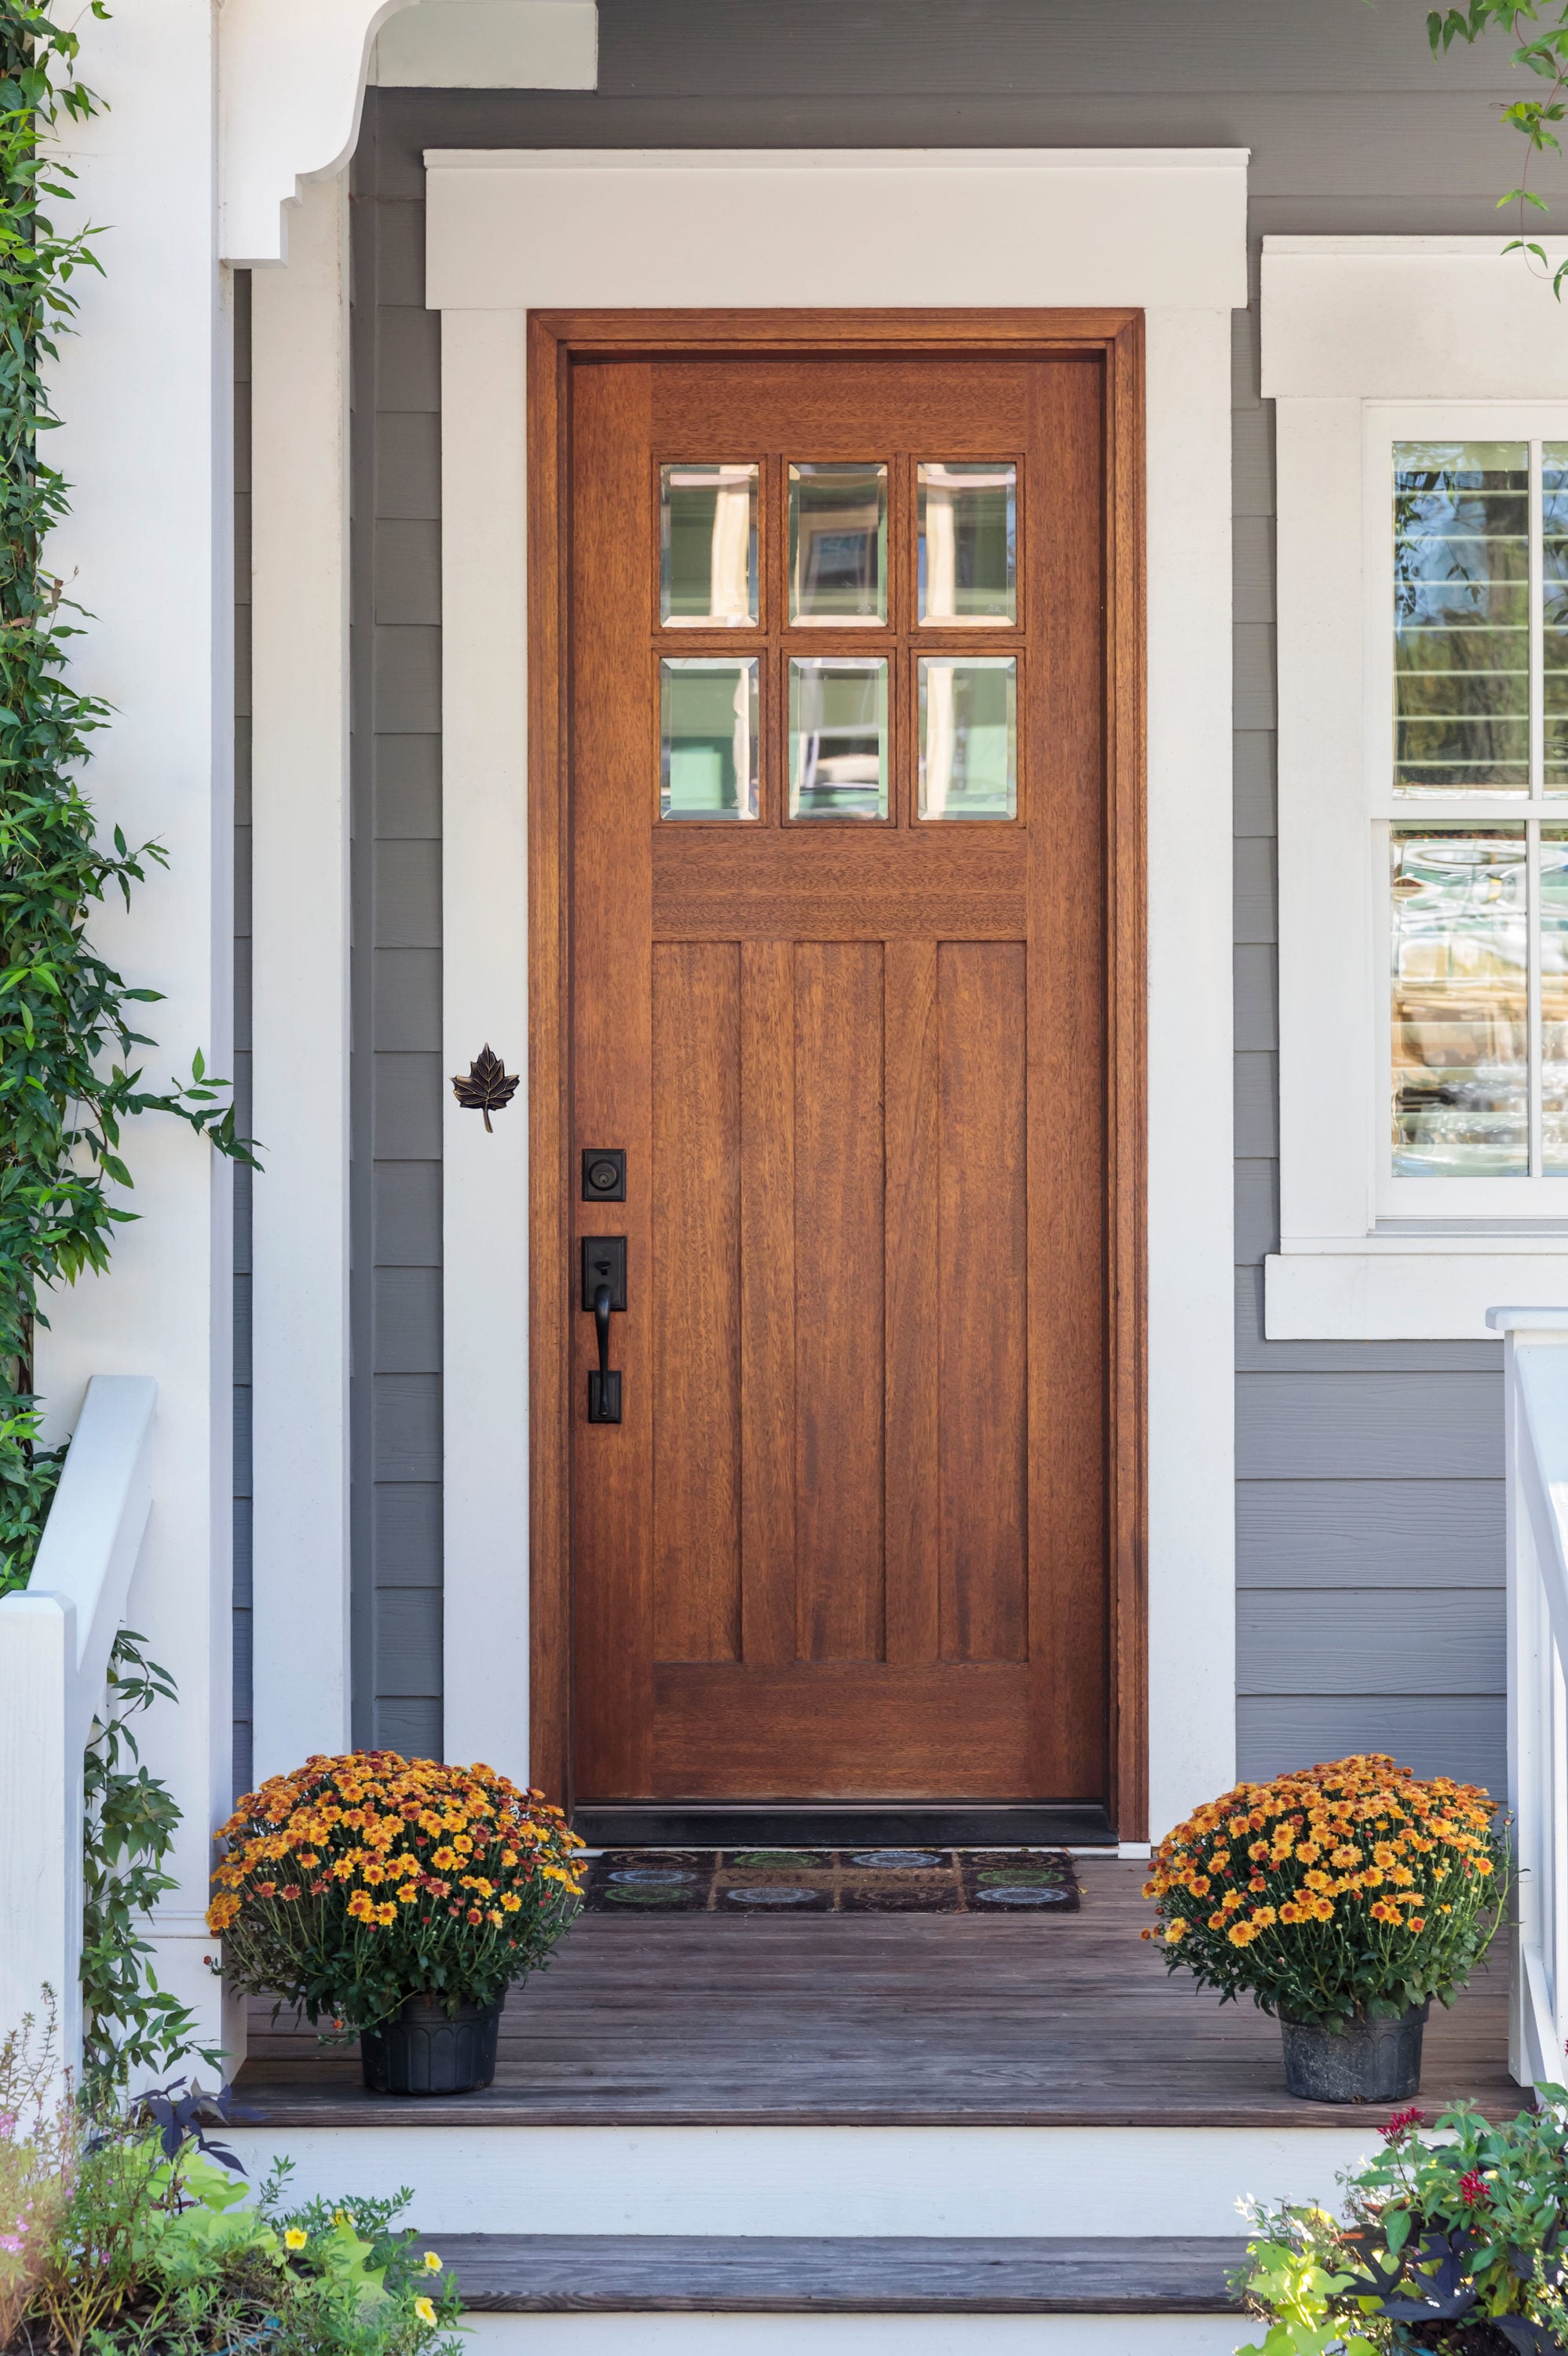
xmin=40 ymin=0 xmax=236 ymax=2059
xmin=250 ymin=176 xmax=353 ymax=1781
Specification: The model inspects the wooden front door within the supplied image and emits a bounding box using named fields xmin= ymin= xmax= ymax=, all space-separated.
xmin=536 ymin=313 xmax=1144 ymax=1833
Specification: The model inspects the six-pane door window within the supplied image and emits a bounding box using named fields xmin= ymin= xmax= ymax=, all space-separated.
xmin=1391 ymin=441 xmax=1568 ymax=1175
xmin=657 ymin=457 xmax=1019 ymax=823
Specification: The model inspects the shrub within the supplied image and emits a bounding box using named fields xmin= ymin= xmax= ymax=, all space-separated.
xmin=0 ymin=2017 xmax=464 ymax=2354
xmin=1237 ymin=2095 xmax=1568 ymax=2356
xmin=207 ymin=1751 xmax=584 ymax=2033
xmin=1142 ymin=1754 xmax=1508 ymax=2029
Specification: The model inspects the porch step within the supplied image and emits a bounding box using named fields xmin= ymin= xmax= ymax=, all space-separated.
xmin=429 ymin=2234 xmax=1248 ymax=2315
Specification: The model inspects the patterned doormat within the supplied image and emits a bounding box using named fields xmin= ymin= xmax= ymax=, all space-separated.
xmin=580 ymin=1847 xmax=1081 ymax=1915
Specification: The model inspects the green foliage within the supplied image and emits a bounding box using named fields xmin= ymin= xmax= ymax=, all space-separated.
xmin=1236 ymin=2094 xmax=1568 ymax=2356
xmin=80 ymin=1636 xmax=222 ymax=2091
xmin=0 ymin=0 xmax=257 ymax=2083
xmin=1427 ymin=0 xmax=1568 ymax=292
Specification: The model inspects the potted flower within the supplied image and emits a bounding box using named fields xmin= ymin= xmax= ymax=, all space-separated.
xmin=1237 ymin=2096 xmax=1568 ymax=2355
xmin=207 ymin=1751 xmax=585 ymax=2095
xmin=1142 ymin=1754 xmax=1508 ymax=2102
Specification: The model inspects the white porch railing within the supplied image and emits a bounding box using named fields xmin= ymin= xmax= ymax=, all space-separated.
xmin=1489 ymin=1309 xmax=1568 ymax=2091
xmin=0 ymin=1377 xmax=156 ymax=2072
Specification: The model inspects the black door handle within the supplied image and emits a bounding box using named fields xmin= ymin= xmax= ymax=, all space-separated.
xmin=582 ymin=1237 xmax=625 ymax=1424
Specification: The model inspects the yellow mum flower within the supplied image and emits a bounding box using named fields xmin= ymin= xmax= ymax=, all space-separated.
xmin=415 ymin=2297 xmax=437 ymax=2326
xmin=284 ymin=2227 xmax=309 ymax=2251
xmin=423 ymin=2252 xmax=443 ymax=2273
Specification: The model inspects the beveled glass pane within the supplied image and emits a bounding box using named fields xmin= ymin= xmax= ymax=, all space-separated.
xmin=1544 ymin=448 xmax=1568 ymax=793
xmin=1394 ymin=441 xmax=1530 ymax=794
xmin=918 ymin=657 xmax=1016 ymax=819
xmin=788 ymin=658 xmax=887 ymax=820
xmin=660 ymin=464 xmax=758 ymax=626
xmin=1391 ymin=827 xmax=1527 ymax=1176
xmin=788 ymin=463 xmax=886 ymax=624
xmin=1544 ymin=829 xmax=1568 ymax=1170
xmin=918 ymin=463 xmax=1016 ymax=624
xmin=660 ymin=659 xmax=759 ymax=820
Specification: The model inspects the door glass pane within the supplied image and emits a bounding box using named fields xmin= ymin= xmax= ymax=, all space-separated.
xmin=660 ymin=464 xmax=758 ymax=627
xmin=1544 ymin=829 xmax=1568 ymax=1170
xmin=788 ymin=463 xmax=886 ymax=624
xmin=918 ymin=463 xmax=1016 ymax=624
xmin=918 ymin=657 xmax=1016 ymax=818
xmin=1394 ymin=442 xmax=1529 ymax=794
xmin=1544 ymin=448 xmax=1568 ymax=793
xmin=788 ymin=658 xmax=888 ymax=820
xmin=660 ymin=659 xmax=759 ymax=820
xmin=1391 ymin=826 xmax=1527 ymax=1175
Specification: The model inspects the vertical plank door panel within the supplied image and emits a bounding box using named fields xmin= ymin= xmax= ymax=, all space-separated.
xmin=883 ymin=938 xmax=941 ymax=1669
xmin=794 ymin=941 xmax=886 ymax=1666
xmin=740 ymin=940 xmax=798 ymax=1667
xmin=652 ymin=941 xmax=743 ymax=1663
xmin=938 ymin=941 xmax=1029 ymax=1666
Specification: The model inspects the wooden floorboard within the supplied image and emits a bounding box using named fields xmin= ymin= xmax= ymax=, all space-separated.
xmin=233 ymin=1860 xmax=1522 ymax=2128
xmin=426 ymin=2234 xmax=1251 ymax=2314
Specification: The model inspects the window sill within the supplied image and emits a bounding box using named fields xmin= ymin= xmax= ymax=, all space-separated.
xmin=1265 ymin=1246 xmax=1568 ymax=1340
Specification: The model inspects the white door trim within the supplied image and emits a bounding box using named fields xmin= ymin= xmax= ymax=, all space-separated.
xmin=429 ymin=148 xmax=1246 ymax=1838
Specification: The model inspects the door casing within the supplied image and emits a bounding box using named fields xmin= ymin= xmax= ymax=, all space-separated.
xmin=526 ymin=307 xmax=1149 ymax=1839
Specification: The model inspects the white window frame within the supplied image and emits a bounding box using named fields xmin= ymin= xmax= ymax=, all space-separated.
xmin=1265 ymin=239 xmax=1568 ymax=1339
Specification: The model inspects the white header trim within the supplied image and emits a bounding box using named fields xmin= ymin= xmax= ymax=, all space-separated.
xmin=425 ymin=148 xmax=1249 ymax=316
xmin=433 ymin=148 xmax=1244 ymax=1838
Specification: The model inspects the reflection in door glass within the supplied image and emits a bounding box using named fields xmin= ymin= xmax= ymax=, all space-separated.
xmin=788 ymin=463 xmax=886 ymax=624
xmin=1545 ymin=449 xmax=1568 ymax=792
xmin=660 ymin=659 xmax=759 ymax=819
xmin=918 ymin=657 xmax=1016 ymax=819
xmin=788 ymin=658 xmax=888 ymax=820
xmin=660 ymin=464 xmax=758 ymax=627
xmin=918 ymin=463 xmax=1016 ymax=624
xmin=1394 ymin=442 xmax=1529 ymax=793
xmin=1391 ymin=827 xmax=1526 ymax=1174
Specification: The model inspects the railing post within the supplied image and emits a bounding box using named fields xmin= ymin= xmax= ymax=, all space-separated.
xmin=0 ymin=1592 xmax=82 ymax=2076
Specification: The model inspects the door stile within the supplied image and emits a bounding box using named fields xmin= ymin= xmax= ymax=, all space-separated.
xmin=1104 ymin=315 xmax=1150 ymax=1843
xmin=568 ymin=361 xmax=656 ymax=1796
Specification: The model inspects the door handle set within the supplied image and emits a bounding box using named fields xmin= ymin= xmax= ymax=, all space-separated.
xmin=580 ymin=1234 xmax=627 ymax=1424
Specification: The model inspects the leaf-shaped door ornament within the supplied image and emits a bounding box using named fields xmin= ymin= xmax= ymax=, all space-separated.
xmin=451 ymin=1044 xmax=520 ymax=1132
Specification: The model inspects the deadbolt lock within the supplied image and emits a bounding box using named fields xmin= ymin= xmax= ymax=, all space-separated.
xmin=581 ymin=1147 xmax=627 ymax=1202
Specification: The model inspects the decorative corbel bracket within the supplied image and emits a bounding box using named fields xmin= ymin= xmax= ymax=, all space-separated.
xmin=218 ymin=0 xmax=422 ymax=266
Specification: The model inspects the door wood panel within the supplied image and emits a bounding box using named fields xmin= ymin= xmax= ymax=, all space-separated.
xmin=528 ymin=312 xmax=1147 ymax=1831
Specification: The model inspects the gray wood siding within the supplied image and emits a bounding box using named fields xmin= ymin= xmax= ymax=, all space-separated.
xmin=350 ymin=142 xmax=444 ymax=1758
xmin=233 ymin=271 xmax=253 ymax=1801
xmin=344 ymin=0 xmax=1546 ymax=1787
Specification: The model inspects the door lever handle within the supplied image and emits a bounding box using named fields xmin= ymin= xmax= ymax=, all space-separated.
xmin=582 ymin=1236 xmax=626 ymax=1424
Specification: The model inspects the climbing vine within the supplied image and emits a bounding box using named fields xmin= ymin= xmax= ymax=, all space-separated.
xmin=1430 ymin=0 xmax=1568 ymax=287
xmin=0 ymin=2 xmax=252 ymax=2085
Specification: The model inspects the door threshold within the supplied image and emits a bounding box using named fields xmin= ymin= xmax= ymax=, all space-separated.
xmin=572 ymin=1804 xmax=1117 ymax=1851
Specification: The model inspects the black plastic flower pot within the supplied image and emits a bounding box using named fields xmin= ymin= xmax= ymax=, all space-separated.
xmin=1280 ymin=2000 xmax=1428 ymax=2102
xmin=360 ymin=1994 xmax=501 ymax=2095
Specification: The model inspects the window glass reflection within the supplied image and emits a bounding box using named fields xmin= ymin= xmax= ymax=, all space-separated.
xmin=1544 ymin=448 xmax=1568 ymax=793
xmin=788 ymin=463 xmax=886 ymax=624
xmin=1543 ymin=829 xmax=1568 ymax=1169
xmin=1391 ymin=826 xmax=1527 ymax=1174
xmin=788 ymin=658 xmax=888 ymax=820
xmin=918 ymin=657 xmax=1016 ymax=818
xmin=1394 ymin=442 xmax=1529 ymax=794
xmin=660 ymin=464 xmax=758 ymax=627
xmin=660 ymin=659 xmax=759 ymax=820
xmin=918 ymin=463 xmax=1016 ymax=624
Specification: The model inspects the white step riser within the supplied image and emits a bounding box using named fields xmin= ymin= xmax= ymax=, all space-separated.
xmin=224 ymin=2124 xmax=1378 ymax=2238
xmin=462 ymin=2318 xmax=1245 ymax=2354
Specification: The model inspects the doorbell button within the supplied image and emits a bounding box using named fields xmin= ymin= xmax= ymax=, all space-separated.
xmin=581 ymin=1147 xmax=627 ymax=1202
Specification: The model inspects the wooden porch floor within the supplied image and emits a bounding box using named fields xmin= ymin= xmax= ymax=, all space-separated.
xmin=234 ymin=1860 xmax=1522 ymax=2130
